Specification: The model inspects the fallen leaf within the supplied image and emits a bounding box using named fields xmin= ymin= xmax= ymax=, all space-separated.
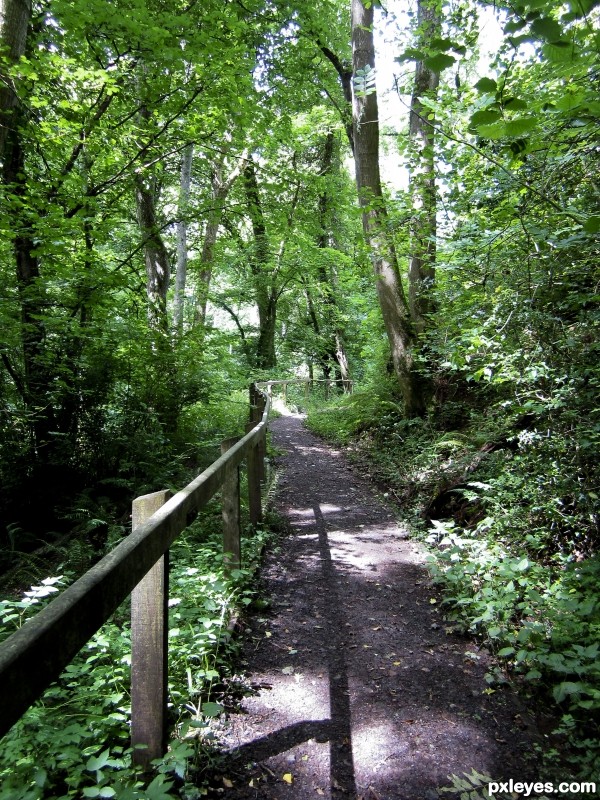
xmin=393 ymin=661 xmax=402 ymax=666
xmin=282 ymin=773 xmax=293 ymax=784
xmin=265 ymin=631 xmax=272 ymax=638
xmin=222 ymin=777 xmax=233 ymax=788
xmin=316 ymin=790 xmax=325 ymax=796
xmin=282 ymin=666 xmax=294 ymax=675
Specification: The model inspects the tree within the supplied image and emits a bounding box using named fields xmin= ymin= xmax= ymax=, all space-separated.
xmin=407 ymin=0 xmax=441 ymax=334
xmin=174 ymin=142 xmax=193 ymax=333
xmin=0 ymin=0 xmax=31 ymax=163
xmin=194 ymin=142 xmax=249 ymax=328
xmin=351 ymin=0 xmax=426 ymax=415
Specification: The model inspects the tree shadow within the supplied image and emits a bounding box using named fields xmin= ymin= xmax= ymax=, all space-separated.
xmin=224 ymin=501 xmax=357 ymax=798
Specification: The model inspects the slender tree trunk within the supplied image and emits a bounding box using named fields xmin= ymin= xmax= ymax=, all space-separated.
xmin=133 ymin=81 xmax=178 ymax=431
xmin=174 ymin=143 xmax=193 ymax=333
xmin=243 ymin=156 xmax=277 ymax=369
xmin=195 ymin=146 xmax=248 ymax=326
xmin=351 ymin=0 xmax=426 ymax=416
xmin=408 ymin=0 xmax=440 ymax=333
xmin=0 ymin=0 xmax=31 ymax=164
xmin=135 ymin=172 xmax=171 ymax=334
xmin=3 ymin=113 xmax=57 ymax=460
xmin=316 ymin=132 xmax=351 ymax=387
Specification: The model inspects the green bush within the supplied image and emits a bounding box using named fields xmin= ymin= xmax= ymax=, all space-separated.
xmin=0 ymin=518 xmax=270 ymax=799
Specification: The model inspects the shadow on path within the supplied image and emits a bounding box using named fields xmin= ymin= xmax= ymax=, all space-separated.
xmin=216 ymin=414 xmax=540 ymax=800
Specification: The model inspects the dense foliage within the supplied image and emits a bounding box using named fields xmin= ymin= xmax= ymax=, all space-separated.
xmin=1 ymin=0 xmax=599 ymax=793
xmin=0 ymin=513 xmax=272 ymax=799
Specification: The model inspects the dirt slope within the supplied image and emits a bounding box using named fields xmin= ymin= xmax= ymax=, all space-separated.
xmin=213 ymin=412 xmax=541 ymax=799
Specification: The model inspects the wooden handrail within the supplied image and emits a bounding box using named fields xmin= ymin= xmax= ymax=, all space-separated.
xmin=0 ymin=386 xmax=270 ymax=750
xmin=260 ymin=378 xmax=352 ymax=387
xmin=259 ymin=377 xmax=353 ymax=400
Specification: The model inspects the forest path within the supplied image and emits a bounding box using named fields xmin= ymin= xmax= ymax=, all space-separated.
xmin=215 ymin=413 xmax=540 ymax=800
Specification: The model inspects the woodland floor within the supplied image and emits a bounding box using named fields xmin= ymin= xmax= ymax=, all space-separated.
xmin=210 ymin=411 xmax=543 ymax=800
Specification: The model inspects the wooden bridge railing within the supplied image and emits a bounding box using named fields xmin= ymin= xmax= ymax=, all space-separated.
xmin=0 ymin=383 xmax=270 ymax=770
xmin=263 ymin=377 xmax=353 ymax=403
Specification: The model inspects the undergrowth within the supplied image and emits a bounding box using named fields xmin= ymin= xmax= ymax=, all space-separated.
xmin=306 ymin=381 xmax=600 ymax=780
xmin=0 ymin=509 xmax=273 ymax=800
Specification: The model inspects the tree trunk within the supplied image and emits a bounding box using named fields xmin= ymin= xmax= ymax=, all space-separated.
xmin=243 ymin=156 xmax=277 ymax=369
xmin=255 ymin=292 xmax=277 ymax=370
xmin=195 ymin=146 xmax=248 ymax=327
xmin=135 ymin=173 xmax=171 ymax=334
xmin=2 ymin=113 xmax=57 ymax=460
xmin=316 ymin=132 xmax=351 ymax=387
xmin=174 ymin=143 xmax=193 ymax=333
xmin=351 ymin=0 xmax=426 ymax=416
xmin=408 ymin=0 xmax=440 ymax=333
xmin=0 ymin=0 xmax=31 ymax=164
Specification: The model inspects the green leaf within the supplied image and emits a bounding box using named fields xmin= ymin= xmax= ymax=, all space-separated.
xmin=470 ymin=109 xmax=501 ymax=127
xmin=476 ymin=121 xmax=506 ymax=139
xmin=525 ymin=669 xmax=542 ymax=680
xmin=86 ymin=749 xmax=110 ymax=772
xmin=504 ymin=19 xmax=527 ymax=34
xmin=503 ymin=97 xmax=528 ymax=111
xmin=542 ymin=41 xmax=576 ymax=63
xmin=474 ymin=77 xmax=497 ymax=93
xmin=424 ymin=53 xmax=456 ymax=73
xmin=498 ymin=646 xmax=516 ymax=657
xmin=553 ymin=681 xmax=584 ymax=703
xmin=145 ymin=776 xmax=175 ymax=800
xmin=531 ymin=17 xmax=563 ymax=41
xmin=504 ymin=117 xmax=537 ymax=136
xmin=583 ymin=215 xmax=600 ymax=233
xmin=201 ymin=701 xmax=224 ymax=717
xmin=395 ymin=48 xmax=425 ymax=63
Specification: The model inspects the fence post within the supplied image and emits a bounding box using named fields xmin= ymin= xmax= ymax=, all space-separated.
xmin=256 ymin=392 xmax=267 ymax=482
xmin=249 ymin=382 xmax=261 ymax=424
xmin=283 ymin=382 xmax=288 ymax=405
xmin=221 ymin=437 xmax=241 ymax=570
xmin=131 ymin=489 xmax=171 ymax=772
xmin=246 ymin=422 xmax=262 ymax=527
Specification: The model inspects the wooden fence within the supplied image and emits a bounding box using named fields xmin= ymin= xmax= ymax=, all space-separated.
xmin=265 ymin=377 xmax=353 ymax=403
xmin=0 ymin=384 xmax=270 ymax=770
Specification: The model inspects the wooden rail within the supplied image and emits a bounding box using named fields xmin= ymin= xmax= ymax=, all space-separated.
xmin=0 ymin=384 xmax=270 ymax=769
xmin=263 ymin=377 xmax=353 ymax=402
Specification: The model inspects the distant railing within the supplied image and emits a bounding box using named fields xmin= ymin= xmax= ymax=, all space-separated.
xmin=262 ymin=377 xmax=353 ymax=404
xmin=0 ymin=383 xmax=270 ymax=770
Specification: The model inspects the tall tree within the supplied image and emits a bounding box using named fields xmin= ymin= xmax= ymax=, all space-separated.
xmin=407 ymin=0 xmax=441 ymax=334
xmin=194 ymin=143 xmax=249 ymax=327
xmin=174 ymin=142 xmax=193 ymax=333
xmin=243 ymin=155 xmax=281 ymax=369
xmin=0 ymin=0 xmax=31 ymax=163
xmin=351 ymin=0 xmax=426 ymax=415
xmin=314 ymin=131 xmax=351 ymax=387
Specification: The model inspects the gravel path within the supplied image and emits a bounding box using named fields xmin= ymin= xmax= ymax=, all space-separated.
xmin=213 ymin=413 xmax=541 ymax=799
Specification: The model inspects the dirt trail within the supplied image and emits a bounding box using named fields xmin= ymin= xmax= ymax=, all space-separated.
xmin=215 ymin=413 xmax=540 ymax=799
